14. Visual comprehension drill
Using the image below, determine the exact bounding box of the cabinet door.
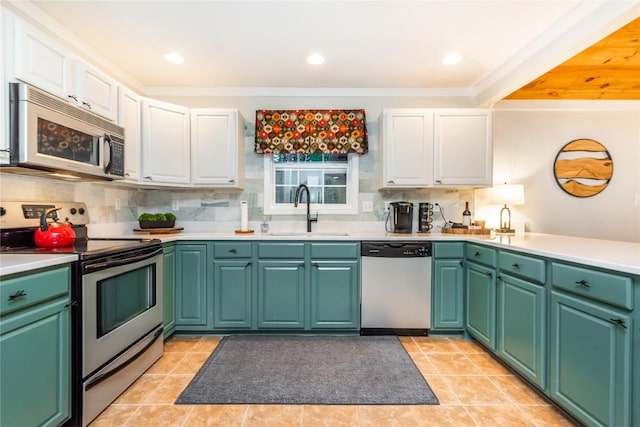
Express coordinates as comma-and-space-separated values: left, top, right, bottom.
432, 259, 464, 331
1, 300, 70, 427
213, 259, 253, 329
162, 244, 176, 338
378, 110, 433, 188
465, 261, 496, 349
434, 110, 492, 186
118, 87, 142, 182
497, 273, 546, 389
310, 260, 359, 329
175, 244, 210, 329
13, 18, 73, 100
191, 109, 244, 188
550, 291, 631, 427
74, 61, 117, 120
257, 261, 305, 329
142, 99, 190, 184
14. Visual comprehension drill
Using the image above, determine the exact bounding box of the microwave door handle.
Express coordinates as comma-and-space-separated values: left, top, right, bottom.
103, 134, 113, 174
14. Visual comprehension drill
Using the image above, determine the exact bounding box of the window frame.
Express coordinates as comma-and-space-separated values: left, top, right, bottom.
263, 154, 359, 215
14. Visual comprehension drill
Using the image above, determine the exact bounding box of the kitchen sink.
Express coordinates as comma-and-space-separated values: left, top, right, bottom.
268, 232, 350, 237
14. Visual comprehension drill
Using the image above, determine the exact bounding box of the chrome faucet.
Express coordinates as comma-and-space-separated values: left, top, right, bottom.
294, 184, 318, 232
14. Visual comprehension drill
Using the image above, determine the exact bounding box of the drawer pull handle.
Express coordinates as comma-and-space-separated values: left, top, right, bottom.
486, 272, 493, 278
609, 318, 627, 329
511, 263, 520, 269
229, 249, 237, 254
575, 279, 590, 288
474, 251, 480, 257
459, 261, 464, 267
8, 290, 27, 301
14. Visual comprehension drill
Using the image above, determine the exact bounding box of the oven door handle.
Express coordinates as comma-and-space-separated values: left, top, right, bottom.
85, 327, 163, 391
84, 247, 163, 273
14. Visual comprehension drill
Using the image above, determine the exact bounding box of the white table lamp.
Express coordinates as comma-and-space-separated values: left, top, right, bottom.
491, 184, 525, 233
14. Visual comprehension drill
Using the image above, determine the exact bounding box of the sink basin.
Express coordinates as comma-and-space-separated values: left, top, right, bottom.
269, 232, 349, 237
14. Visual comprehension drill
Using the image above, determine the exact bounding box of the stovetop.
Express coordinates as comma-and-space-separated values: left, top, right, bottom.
0, 200, 161, 260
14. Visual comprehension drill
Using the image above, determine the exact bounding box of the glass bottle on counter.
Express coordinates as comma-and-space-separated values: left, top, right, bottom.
462, 201, 472, 226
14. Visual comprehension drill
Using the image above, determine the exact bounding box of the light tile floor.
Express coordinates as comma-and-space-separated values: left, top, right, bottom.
90, 336, 577, 426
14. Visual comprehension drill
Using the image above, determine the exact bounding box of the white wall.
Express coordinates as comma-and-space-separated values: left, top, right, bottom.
484, 100, 640, 243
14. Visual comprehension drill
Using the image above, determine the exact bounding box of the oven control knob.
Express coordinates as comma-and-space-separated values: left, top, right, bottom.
70, 208, 77, 215
79, 208, 85, 215
0, 207, 5, 216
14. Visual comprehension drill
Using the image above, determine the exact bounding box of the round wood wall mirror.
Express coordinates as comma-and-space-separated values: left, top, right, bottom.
553, 138, 613, 197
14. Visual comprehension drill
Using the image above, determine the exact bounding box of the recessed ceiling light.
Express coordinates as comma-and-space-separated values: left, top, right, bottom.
164, 52, 184, 64
442, 53, 462, 66
307, 53, 325, 65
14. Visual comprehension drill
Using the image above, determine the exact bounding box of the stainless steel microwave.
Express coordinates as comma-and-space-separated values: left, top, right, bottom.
6, 82, 125, 181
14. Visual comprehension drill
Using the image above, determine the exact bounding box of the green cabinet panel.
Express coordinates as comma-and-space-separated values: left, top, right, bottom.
432, 258, 464, 330
310, 260, 359, 329
257, 261, 305, 329
466, 243, 496, 268
162, 244, 176, 338
175, 243, 211, 330
1, 266, 70, 315
497, 273, 546, 389
213, 259, 253, 329
465, 261, 496, 349
550, 290, 631, 427
1, 298, 70, 427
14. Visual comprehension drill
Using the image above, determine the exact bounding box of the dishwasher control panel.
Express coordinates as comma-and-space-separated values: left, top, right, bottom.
361, 241, 432, 257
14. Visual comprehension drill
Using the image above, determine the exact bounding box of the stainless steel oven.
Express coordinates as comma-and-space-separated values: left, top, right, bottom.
0, 200, 163, 426
80, 245, 163, 425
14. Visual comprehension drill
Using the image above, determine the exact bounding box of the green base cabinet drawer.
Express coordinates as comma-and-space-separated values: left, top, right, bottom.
433, 242, 464, 259
551, 263, 633, 310
550, 291, 631, 427
257, 242, 306, 259
499, 251, 545, 284
213, 242, 253, 259
1, 266, 70, 315
466, 244, 497, 268
310, 242, 359, 259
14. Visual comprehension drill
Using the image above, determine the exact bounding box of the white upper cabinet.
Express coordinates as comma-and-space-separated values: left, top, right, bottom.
190, 109, 245, 188
378, 109, 434, 188
12, 17, 117, 121
13, 18, 73, 100
73, 61, 118, 121
142, 99, 190, 185
117, 87, 142, 182
378, 108, 492, 189
433, 109, 492, 186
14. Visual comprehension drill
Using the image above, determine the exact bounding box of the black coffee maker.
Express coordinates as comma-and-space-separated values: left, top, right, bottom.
386, 202, 413, 233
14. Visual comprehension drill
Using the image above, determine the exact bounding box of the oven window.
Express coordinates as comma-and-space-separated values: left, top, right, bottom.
37, 118, 99, 165
97, 264, 156, 337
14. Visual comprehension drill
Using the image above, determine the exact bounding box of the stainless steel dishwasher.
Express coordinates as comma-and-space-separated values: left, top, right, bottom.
360, 241, 432, 335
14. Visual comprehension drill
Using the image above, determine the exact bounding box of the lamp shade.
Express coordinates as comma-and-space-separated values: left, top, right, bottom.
491, 184, 525, 206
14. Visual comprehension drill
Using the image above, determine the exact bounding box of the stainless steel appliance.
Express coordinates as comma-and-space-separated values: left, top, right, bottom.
0, 201, 162, 426
386, 202, 413, 233
360, 241, 432, 335
5, 83, 125, 181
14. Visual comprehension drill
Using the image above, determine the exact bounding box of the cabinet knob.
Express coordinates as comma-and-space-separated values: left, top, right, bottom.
511, 263, 520, 269
474, 251, 480, 257
387, 180, 395, 184
82, 101, 92, 110
228, 179, 235, 183
229, 249, 237, 253
459, 261, 464, 267
8, 290, 27, 301
68, 94, 78, 102
144, 176, 153, 181
609, 318, 627, 329
486, 272, 493, 278
575, 279, 590, 288
435, 179, 442, 184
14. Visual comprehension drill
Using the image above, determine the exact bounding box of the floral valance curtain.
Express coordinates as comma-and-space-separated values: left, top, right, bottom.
254, 109, 368, 154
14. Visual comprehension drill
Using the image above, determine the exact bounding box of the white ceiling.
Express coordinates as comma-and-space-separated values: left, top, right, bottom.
12, 0, 640, 103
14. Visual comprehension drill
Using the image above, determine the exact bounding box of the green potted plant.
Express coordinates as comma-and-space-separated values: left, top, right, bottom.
137, 212, 177, 229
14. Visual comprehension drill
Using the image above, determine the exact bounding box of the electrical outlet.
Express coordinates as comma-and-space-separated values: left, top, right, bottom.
172, 200, 180, 211
362, 201, 373, 212
384, 202, 391, 211
114, 198, 121, 211
432, 203, 440, 212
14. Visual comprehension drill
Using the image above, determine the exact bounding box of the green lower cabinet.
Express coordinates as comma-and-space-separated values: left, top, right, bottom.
310, 260, 359, 330
213, 259, 253, 329
162, 243, 176, 338
257, 260, 306, 329
432, 258, 464, 331
1, 299, 71, 427
175, 243, 211, 330
465, 261, 496, 350
497, 273, 546, 389
550, 291, 632, 427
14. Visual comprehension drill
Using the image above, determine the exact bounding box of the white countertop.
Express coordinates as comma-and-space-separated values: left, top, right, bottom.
2, 231, 639, 276
90, 230, 640, 276
0, 253, 78, 276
